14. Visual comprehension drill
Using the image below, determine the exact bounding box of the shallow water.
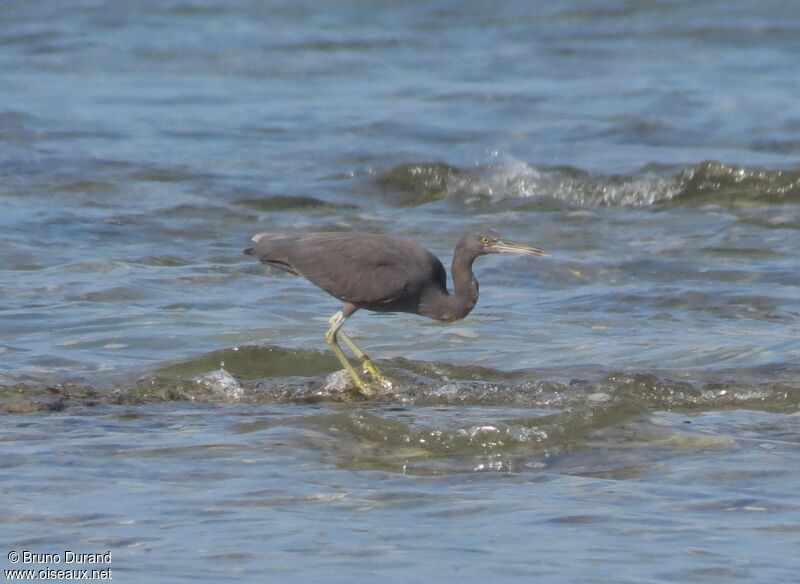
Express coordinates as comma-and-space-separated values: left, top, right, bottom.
2, 1, 800, 582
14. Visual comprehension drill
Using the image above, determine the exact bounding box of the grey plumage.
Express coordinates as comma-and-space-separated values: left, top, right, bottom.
245, 232, 451, 319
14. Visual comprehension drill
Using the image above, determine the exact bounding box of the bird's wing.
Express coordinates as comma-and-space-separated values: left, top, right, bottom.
246, 233, 443, 306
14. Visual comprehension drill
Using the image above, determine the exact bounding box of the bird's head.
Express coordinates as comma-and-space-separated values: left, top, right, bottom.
463, 230, 550, 258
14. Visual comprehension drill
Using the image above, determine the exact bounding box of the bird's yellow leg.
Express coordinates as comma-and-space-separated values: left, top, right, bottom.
326, 311, 373, 396
336, 330, 388, 385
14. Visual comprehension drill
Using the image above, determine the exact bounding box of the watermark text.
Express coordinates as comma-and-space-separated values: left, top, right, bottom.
6, 551, 112, 580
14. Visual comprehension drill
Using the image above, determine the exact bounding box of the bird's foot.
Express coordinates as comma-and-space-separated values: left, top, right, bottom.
347, 372, 376, 398
342, 365, 390, 397
360, 359, 392, 390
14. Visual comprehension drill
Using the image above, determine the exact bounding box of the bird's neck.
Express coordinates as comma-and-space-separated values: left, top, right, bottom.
437, 247, 479, 322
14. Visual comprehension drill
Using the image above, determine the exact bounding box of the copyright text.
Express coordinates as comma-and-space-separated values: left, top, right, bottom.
5, 551, 112, 581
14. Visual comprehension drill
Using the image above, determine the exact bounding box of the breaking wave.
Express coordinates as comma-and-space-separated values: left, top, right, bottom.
375, 159, 800, 207
3, 345, 797, 414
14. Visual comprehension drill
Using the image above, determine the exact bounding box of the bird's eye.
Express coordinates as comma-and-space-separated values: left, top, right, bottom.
481, 237, 490, 246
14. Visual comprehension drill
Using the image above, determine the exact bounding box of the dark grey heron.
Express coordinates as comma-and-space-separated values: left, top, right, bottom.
244, 230, 549, 395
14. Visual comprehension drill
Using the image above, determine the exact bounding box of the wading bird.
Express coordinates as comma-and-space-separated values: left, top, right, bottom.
244, 230, 548, 395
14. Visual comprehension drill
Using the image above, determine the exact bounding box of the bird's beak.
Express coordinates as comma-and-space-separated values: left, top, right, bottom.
490, 239, 550, 257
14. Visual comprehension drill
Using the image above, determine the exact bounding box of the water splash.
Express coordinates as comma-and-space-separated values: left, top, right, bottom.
322, 370, 351, 394
376, 159, 800, 207
194, 368, 243, 401
3, 346, 798, 414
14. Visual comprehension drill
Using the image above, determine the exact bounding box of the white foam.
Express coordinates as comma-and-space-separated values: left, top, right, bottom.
103, 343, 128, 349
323, 370, 351, 393
195, 368, 244, 401
450, 155, 682, 206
